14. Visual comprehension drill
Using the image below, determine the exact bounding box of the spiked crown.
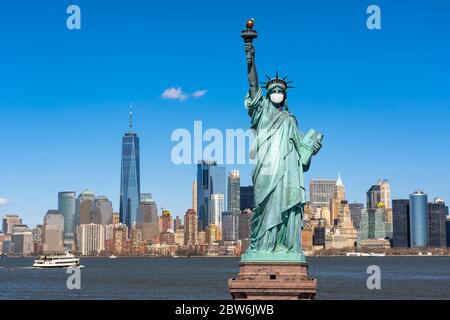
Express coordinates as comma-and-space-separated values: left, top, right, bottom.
260, 71, 295, 91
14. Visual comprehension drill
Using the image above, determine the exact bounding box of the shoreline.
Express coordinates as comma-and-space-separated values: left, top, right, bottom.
3, 254, 450, 258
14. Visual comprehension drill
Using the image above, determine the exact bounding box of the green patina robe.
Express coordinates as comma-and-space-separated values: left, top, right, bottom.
241, 87, 316, 262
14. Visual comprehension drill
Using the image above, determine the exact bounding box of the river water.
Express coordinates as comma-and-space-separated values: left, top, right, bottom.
0, 256, 449, 299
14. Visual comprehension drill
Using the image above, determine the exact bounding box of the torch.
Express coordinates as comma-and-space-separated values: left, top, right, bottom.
241, 18, 257, 63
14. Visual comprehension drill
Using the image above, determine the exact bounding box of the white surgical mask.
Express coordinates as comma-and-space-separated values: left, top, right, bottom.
270, 93, 284, 104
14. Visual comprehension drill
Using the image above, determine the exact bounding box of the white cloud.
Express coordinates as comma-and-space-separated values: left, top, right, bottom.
0, 198, 9, 206
192, 90, 207, 98
161, 87, 188, 101
161, 87, 208, 101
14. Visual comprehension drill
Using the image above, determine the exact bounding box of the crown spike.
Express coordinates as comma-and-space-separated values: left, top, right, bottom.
264, 72, 295, 91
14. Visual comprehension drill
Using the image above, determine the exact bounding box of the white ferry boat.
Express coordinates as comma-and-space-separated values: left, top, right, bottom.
109, 255, 117, 259
33, 252, 80, 268
369, 253, 386, 257
346, 252, 386, 257
346, 252, 370, 257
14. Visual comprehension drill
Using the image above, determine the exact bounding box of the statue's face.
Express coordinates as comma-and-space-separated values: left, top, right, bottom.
269, 87, 285, 106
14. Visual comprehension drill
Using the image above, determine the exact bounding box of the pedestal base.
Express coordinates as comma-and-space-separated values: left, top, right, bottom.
228, 262, 317, 300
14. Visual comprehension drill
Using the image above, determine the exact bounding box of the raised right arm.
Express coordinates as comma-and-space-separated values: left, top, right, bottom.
245, 42, 259, 99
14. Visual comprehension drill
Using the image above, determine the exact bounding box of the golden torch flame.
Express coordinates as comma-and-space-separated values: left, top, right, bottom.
246, 18, 255, 29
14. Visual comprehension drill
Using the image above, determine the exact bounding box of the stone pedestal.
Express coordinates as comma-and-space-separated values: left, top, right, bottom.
228, 262, 317, 300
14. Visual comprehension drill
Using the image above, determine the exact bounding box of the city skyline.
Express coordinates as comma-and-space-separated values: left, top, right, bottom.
1, 1, 450, 225
1, 138, 449, 228
2, 167, 449, 257
3, 170, 447, 231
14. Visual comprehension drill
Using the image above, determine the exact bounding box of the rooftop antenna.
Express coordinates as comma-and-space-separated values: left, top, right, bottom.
129, 103, 133, 131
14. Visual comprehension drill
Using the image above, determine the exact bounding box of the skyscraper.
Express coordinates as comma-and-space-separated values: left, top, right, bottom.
334, 174, 345, 200
192, 179, 197, 211
428, 198, 448, 248
184, 209, 198, 245
32, 225, 43, 245
366, 184, 381, 209
446, 217, 450, 248
329, 173, 345, 225
2, 215, 22, 234
12, 227, 33, 255
409, 190, 428, 247
358, 208, 392, 243
136, 197, 159, 242
77, 223, 106, 256
378, 179, 391, 209
238, 209, 252, 240
309, 179, 336, 210
392, 199, 410, 247
0, 234, 12, 255
349, 202, 364, 231
222, 211, 238, 241
205, 224, 219, 243
228, 170, 241, 213
90, 196, 113, 225
313, 223, 326, 246
75, 190, 95, 226
43, 210, 65, 253
174, 216, 182, 231
196, 160, 226, 230
161, 210, 173, 233
240, 186, 254, 211
227, 170, 240, 241
323, 174, 357, 249
210, 193, 224, 235
111, 225, 128, 255
120, 107, 141, 228
58, 191, 76, 249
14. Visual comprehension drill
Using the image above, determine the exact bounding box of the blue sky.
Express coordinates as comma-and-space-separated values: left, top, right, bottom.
0, 0, 449, 226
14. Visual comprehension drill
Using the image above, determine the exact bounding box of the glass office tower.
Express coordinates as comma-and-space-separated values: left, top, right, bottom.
392, 199, 410, 247
227, 170, 240, 213
409, 190, 428, 247
196, 160, 226, 231
240, 186, 255, 211
428, 199, 448, 248
120, 110, 141, 228
58, 191, 76, 249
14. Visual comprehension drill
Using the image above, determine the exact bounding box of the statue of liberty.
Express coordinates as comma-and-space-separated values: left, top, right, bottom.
241, 19, 323, 262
